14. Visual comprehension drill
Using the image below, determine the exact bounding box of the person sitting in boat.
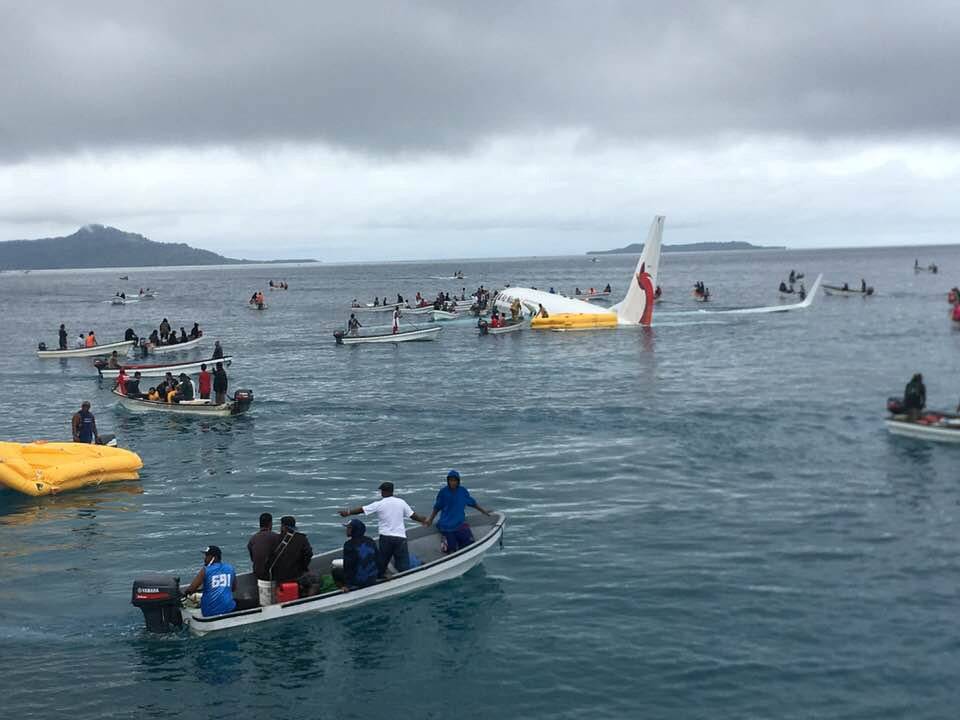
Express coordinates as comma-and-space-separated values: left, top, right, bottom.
173, 373, 195, 402
71, 401, 100, 444
212, 340, 224, 359
182, 546, 239, 617
147, 387, 160, 401
189, 322, 201, 339
789, 270, 796, 284
124, 328, 138, 343
124, 371, 144, 398
779, 281, 789, 293
268, 516, 313, 586
351, 299, 361, 308
490, 312, 501, 329
159, 318, 171, 340
348, 314, 362, 336
604, 283, 611, 292
574, 287, 581, 295
107, 350, 121, 369
904, 373, 926, 421
74, 334, 85, 349
166, 332, 178, 345
426, 470, 492, 553
113, 368, 128, 395
549, 287, 556, 294
333, 519, 380, 592
179, 327, 188, 343
85, 331, 97, 348
148, 329, 160, 346
373, 297, 380, 306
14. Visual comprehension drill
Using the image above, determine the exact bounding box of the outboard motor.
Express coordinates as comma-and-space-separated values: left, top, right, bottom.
887, 397, 905, 415
131, 574, 182, 633
333, 330, 345, 344
38, 342, 47, 351
233, 389, 254, 413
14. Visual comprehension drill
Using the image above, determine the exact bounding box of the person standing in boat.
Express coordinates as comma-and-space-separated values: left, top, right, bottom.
58, 324, 68, 350
213, 362, 228, 405
173, 373, 195, 402
189, 322, 202, 339
425, 470, 493, 553
248, 512, 281, 606
339, 482, 429, 578
71, 401, 100, 444
904, 374, 926, 421
348, 313, 362, 336
268, 516, 313, 585
861, 279, 867, 293
198, 363, 212, 400
159, 318, 171, 341
182, 545, 238, 617
392, 307, 401, 335
212, 340, 224, 359
333, 519, 380, 592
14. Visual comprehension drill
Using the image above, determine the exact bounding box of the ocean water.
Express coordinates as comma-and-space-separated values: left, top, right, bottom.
1, 245, 959, 719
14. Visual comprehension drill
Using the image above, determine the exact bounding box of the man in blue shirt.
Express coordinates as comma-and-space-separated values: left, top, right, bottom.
182, 545, 238, 617
333, 519, 380, 591
425, 470, 492, 553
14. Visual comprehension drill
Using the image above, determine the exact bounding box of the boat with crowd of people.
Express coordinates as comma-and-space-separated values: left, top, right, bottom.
113, 388, 254, 416
131, 512, 505, 635
37, 338, 135, 359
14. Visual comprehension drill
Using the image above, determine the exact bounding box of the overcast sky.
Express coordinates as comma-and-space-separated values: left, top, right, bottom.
1, 1, 958, 260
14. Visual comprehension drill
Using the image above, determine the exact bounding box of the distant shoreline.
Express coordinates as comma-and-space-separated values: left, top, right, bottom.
588, 241, 784, 255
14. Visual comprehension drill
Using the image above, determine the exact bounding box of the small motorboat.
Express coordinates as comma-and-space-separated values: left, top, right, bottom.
431, 310, 460, 321
119, 275, 129, 280
823, 284, 874, 297
37, 339, 135, 359
131, 512, 505, 635
334, 325, 442, 344
0, 441, 142, 497
479, 318, 530, 335
113, 388, 254, 416
914, 263, 938, 274
581, 291, 611, 302
350, 302, 404, 313
95, 355, 232, 378
401, 305, 436, 316
146, 335, 205, 355
111, 297, 127, 305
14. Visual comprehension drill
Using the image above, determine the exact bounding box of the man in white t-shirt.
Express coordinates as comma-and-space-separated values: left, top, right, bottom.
339, 481, 428, 578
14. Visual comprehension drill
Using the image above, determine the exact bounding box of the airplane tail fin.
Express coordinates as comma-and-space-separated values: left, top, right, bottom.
611, 215, 665, 325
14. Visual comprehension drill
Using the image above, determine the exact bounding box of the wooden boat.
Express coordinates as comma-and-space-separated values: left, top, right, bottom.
147, 335, 205, 355
0, 441, 142, 497
96, 355, 232, 378
822, 284, 874, 297
334, 325, 441, 344
113, 388, 253, 416
479, 318, 530, 335
402, 305, 437, 315
131, 512, 505, 635
37, 339, 135, 359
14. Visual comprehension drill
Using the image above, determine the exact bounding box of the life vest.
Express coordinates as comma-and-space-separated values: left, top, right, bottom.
85, 334, 96, 348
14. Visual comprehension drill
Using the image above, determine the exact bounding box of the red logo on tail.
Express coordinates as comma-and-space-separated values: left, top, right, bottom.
636, 262, 655, 325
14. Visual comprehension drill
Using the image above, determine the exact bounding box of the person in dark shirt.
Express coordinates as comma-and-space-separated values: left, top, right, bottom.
124, 371, 144, 398
58, 324, 68, 350
213, 362, 228, 405
212, 340, 224, 359
333, 519, 379, 591
268, 516, 313, 584
248, 512, 281, 606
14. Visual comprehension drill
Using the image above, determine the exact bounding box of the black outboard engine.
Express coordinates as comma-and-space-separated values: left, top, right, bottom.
333, 330, 345, 344
131, 574, 182, 633
233, 389, 254, 413
887, 397, 905, 415
38, 342, 47, 351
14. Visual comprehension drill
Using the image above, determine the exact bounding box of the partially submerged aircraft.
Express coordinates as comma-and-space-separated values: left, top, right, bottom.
495, 215, 665, 329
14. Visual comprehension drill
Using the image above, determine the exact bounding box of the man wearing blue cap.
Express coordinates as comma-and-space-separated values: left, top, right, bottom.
425, 470, 492, 553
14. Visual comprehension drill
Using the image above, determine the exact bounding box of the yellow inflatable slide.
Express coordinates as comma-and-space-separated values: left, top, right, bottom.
0, 442, 143, 497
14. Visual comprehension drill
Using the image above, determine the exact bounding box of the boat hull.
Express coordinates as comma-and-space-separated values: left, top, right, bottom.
823, 285, 873, 297
335, 326, 441, 344
147, 336, 204, 355
481, 319, 530, 335
180, 514, 504, 635
38, 339, 135, 359
98, 356, 232, 378
885, 418, 960, 443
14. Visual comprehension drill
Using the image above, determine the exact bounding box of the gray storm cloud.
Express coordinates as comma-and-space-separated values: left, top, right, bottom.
1, 0, 958, 161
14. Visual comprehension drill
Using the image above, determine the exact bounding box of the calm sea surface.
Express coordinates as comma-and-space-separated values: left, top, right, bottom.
1, 246, 959, 719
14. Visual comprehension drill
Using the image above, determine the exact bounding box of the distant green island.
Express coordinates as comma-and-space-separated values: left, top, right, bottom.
0, 225, 317, 270
588, 241, 784, 255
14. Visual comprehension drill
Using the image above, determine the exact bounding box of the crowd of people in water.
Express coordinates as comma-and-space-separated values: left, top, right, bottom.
181, 472, 492, 616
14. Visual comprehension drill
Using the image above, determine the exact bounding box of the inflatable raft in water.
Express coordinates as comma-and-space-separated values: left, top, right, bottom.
0, 442, 143, 496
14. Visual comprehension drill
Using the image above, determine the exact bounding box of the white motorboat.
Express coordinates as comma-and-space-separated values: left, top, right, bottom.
350, 302, 403, 313
580, 291, 611, 302
431, 310, 461, 321
402, 305, 437, 315
37, 339, 135, 359
131, 512, 505, 636
479, 318, 530, 335
823, 284, 874, 297
113, 388, 253, 416
335, 325, 441, 344
147, 335, 205, 355
886, 416, 960, 443
96, 355, 232, 378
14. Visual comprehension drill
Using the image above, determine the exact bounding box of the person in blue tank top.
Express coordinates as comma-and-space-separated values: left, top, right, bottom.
425, 470, 493, 553
71, 401, 100, 444
183, 545, 237, 616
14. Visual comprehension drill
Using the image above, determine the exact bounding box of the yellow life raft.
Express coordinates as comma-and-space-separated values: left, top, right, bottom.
0, 442, 143, 497
531, 312, 618, 330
